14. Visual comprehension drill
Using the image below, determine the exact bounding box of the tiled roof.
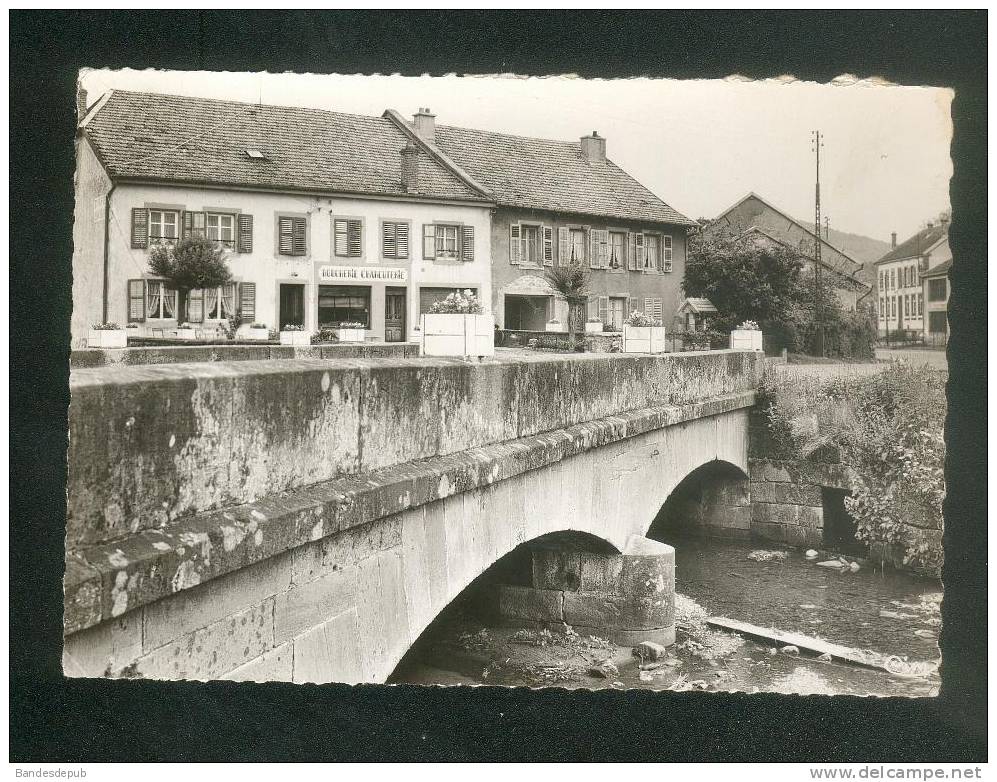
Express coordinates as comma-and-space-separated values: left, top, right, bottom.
83, 90, 488, 202
681, 297, 718, 313
427, 124, 695, 226
921, 258, 952, 278
876, 224, 948, 264
745, 226, 868, 290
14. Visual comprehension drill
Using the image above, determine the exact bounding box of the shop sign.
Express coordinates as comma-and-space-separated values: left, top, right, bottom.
318, 266, 408, 283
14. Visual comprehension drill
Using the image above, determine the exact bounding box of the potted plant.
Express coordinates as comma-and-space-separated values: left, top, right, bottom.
87, 322, 127, 348
246, 322, 269, 341
176, 322, 198, 340
280, 324, 311, 346
336, 322, 366, 343
585, 317, 604, 334
622, 311, 667, 354
545, 318, 565, 333
421, 289, 494, 358
729, 319, 764, 351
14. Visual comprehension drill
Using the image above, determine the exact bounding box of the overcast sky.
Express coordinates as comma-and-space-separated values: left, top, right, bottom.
81, 69, 952, 242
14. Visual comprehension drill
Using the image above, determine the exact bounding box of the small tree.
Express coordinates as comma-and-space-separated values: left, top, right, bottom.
545, 263, 590, 347
149, 236, 232, 323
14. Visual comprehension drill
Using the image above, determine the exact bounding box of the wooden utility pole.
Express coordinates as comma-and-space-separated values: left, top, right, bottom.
812, 130, 825, 357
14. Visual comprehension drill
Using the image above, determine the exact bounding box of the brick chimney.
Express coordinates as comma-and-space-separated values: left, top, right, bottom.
413, 107, 436, 144
580, 131, 606, 163
400, 141, 421, 193
76, 86, 88, 124
891, 232, 897, 249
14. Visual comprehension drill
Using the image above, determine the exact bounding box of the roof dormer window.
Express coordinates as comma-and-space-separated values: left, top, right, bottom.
244, 148, 267, 160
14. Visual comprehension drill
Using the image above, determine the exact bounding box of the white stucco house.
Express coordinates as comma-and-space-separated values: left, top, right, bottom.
71, 90, 494, 347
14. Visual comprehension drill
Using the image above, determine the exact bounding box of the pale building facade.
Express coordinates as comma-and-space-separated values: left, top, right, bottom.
873, 223, 950, 340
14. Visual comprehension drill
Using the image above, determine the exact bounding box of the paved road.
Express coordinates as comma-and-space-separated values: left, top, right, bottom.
875, 347, 948, 372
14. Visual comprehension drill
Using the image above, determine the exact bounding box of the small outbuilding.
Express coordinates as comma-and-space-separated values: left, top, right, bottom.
677, 297, 718, 332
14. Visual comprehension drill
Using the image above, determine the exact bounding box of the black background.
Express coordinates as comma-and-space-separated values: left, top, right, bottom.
10, 10, 987, 762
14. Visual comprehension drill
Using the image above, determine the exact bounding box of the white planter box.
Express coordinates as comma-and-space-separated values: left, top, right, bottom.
730, 329, 764, 351
421, 313, 495, 358
246, 328, 270, 341
545, 322, 566, 333
623, 325, 667, 354
336, 328, 366, 343
87, 329, 127, 348
280, 330, 311, 346
176, 328, 198, 340
585, 322, 604, 333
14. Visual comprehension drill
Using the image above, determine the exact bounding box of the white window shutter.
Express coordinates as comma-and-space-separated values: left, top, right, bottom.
644, 297, 653, 316
542, 226, 554, 266
628, 297, 639, 317
588, 228, 598, 269
509, 223, 522, 265
279, 217, 294, 255
653, 298, 663, 323
396, 222, 409, 258
424, 224, 436, 260
633, 233, 644, 271
588, 297, 598, 319
598, 296, 609, 323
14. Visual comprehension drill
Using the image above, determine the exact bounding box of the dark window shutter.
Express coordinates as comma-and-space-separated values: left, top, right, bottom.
237, 214, 253, 253
127, 279, 146, 321
542, 226, 553, 266
182, 211, 193, 239
278, 217, 293, 255
239, 282, 256, 321
131, 209, 148, 249
423, 224, 436, 260
382, 222, 396, 258
347, 219, 362, 257
292, 217, 307, 256
462, 225, 475, 262
396, 222, 409, 258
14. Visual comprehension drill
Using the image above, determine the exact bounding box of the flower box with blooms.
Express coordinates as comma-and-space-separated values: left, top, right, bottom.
622, 312, 667, 354
585, 318, 604, 334
176, 322, 198, 340
280, 324, 311, 346
421, 290, 494, 358
87, 322, 127, 348
546, 318, 566, 333
730, 320, 764, 352
244, 322, 269, 341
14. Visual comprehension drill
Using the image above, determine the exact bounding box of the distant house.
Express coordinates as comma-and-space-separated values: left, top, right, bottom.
706, 193, 870, 311
874, 221, 950, 343
387, 109, 697, 332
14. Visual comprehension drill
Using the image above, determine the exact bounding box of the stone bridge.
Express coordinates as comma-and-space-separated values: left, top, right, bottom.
63, 350, 764, 684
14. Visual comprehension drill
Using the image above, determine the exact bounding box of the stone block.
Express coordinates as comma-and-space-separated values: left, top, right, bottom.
143, 549, 292, 652
751, 481, 821, 506
64, 555, 102, 635
63, 611, 142, 678
132, 598, 275, 681
497, 585, 563, 623
751, 502, 799, 527
274, 564, 359, 644
222, 642, 293, 682
748, 458, 792, 482
292, 608, 364, 685
750, 522, 788, 544
785, 525, 823, 548
353, 551, 411, 682
797, 505, 824, 530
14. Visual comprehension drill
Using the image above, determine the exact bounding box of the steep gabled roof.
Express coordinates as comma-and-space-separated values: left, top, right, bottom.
393, 119, 695, 227
83, 90, 489, 203
744, 226, 869, 291
712, 192, 864, 277
876, 224, 948, 264
920, 258, 952, 278
679, 297, 718, 314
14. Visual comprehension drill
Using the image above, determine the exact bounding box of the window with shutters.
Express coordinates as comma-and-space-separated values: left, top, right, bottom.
206, 213, 236, 249
608, 232, 626, 270
381, 220, 410, 259
277, 215, 308, 256
918, 293, 923, 316
879, 298, 885, 320
203, 283, 238, 320
149, 210, 179, 245
518, 224, 541, 265
569, 228, 586, 264
146, 280, 178, 320
333, 218, 362, 258
607, 297, 626, 329
644, 234, 661, 271
435, 224, 460, 260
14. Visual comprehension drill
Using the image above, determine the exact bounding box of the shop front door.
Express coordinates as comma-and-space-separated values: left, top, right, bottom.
279, 284, 305, 329
385, 288, 406, 342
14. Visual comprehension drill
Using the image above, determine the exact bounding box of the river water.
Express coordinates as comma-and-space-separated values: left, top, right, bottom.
391, 536, 941, 696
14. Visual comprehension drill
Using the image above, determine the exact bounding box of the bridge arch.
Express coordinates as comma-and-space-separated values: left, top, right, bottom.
647, 458, 751, 544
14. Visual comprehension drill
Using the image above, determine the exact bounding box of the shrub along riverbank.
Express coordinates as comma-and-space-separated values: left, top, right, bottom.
759, 363, 945, 576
